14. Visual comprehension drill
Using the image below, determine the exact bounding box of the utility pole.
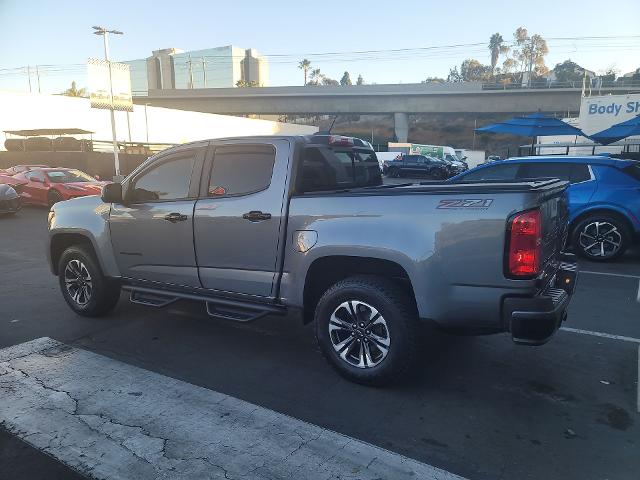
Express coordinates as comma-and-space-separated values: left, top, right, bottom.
186, 54, 194, 89
35, 65, 41, 93
201, 57, 207, 88
92, 26, 123, 178
26, 65, 32, 93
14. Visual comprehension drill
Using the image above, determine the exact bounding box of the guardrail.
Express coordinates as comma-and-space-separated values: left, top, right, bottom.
481, 80, 640, 91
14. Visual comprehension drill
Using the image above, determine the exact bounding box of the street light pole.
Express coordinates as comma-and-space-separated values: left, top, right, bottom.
93, 26, 123, 178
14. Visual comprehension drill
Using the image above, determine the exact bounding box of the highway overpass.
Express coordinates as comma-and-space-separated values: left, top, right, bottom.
134, 83, 638, 142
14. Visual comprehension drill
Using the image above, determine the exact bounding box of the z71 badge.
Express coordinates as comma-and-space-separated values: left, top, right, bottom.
437, 199, 494, 209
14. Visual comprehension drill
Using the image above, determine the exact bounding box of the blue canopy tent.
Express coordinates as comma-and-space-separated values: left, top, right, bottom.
590, 114, 640, 145
475, 113, 587, 155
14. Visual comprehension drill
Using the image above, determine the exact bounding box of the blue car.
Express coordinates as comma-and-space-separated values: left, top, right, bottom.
450, 156, 640, 261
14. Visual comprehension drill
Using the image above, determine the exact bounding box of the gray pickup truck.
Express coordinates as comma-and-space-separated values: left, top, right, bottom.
48, 134, 577, 385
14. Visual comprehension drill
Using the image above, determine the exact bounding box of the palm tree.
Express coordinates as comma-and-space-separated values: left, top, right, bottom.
309, 68, 323, 85
488, 33, 507, 75
298, 59, 311, 85
62, 81, 87, 97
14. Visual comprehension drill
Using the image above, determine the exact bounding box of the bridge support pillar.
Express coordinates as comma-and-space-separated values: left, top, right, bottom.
393, 113, 409, 143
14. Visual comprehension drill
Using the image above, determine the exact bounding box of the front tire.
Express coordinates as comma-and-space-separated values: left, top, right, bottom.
314, 276, 419, 386
58, 246, 121, 316
571, 214, 630, 261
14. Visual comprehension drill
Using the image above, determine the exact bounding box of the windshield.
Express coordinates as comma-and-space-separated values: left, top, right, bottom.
46, 170, 96, 183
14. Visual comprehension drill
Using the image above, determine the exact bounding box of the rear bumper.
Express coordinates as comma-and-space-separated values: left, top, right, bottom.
504, 254, 578, 346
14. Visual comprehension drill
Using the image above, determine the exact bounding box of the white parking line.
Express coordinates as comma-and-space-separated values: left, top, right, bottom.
0, 338, 464, 480
560, 327, 640, 344
579, 270, 640, 280
637, 279, 640, 304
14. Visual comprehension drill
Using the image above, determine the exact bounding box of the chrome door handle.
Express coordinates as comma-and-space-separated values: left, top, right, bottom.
164, 212, 188, 223
242, 211, 271, 222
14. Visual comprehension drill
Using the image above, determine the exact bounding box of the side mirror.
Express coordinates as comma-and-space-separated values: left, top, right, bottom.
101, 182, 122, 203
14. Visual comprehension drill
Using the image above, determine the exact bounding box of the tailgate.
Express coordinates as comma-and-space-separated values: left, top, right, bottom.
539, 185, 569, 272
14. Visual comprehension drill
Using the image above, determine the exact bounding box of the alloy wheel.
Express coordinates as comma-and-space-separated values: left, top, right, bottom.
578, 221, 622, 258
328, 300, 390, 369
64, 259, 93, 306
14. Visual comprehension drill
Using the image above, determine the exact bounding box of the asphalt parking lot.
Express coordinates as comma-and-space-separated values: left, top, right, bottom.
1, 206, 639, 480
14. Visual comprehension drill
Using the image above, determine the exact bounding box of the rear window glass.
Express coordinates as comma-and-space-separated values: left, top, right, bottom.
622, 164, 640, 181
299, 147, 382, 192
570, 165, 591, 183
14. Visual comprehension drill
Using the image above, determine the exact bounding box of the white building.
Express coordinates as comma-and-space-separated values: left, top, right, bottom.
124, 46, 269, 95
0, 90, 314, 151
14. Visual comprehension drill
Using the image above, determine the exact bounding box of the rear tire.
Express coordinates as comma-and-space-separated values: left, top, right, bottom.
58, 246, 121, 317
387, 167, 400, 178
571, 214, 630, 261
432, 170, 447, 180
48, 190, 62, 208
314, 276, 419, 386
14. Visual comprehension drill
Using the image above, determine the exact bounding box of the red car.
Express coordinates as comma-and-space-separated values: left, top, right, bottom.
14, 168, 108, 207
0, 164, 49, 176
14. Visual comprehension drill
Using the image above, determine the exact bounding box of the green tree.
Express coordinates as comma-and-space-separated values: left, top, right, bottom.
488, 33, 508, 75
552, 60, 585, 84
460, 59, 492, 81
447, 66, 463, 83
356, 74, 364, 85
236, 79, 258, 87
62, 81, 87, 97
322, 77, 339, 86
298, 59, 311, 85
308, 68, 323, 85
340, 71, 352, 86
421, 77, 445, 84
512, 28, 549, 81
600, 67, 617, 83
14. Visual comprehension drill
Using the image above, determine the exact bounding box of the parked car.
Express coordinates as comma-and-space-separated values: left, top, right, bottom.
0, 164, 49, 176
47, 134, 576, 386
14, 168, 108, 207
449, 156, 640, 261
383, 154, 453, 179
0, 183, 21, 215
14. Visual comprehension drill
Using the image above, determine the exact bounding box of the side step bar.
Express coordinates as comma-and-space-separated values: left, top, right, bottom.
123, 285, 286, 323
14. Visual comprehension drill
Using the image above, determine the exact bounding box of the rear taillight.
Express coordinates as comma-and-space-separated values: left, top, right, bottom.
507, 209, 542, 278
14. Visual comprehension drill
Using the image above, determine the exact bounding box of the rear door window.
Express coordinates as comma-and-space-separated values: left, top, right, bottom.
300, 147, 381, 192
207, 145, 276, 197
458, 163, 520, 181
517, 163, 572, 181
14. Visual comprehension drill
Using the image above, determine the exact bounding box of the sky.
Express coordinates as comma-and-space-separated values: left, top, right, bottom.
1, 0, 639, 93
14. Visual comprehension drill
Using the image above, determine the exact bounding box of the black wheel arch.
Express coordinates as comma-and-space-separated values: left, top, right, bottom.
50, 233, 97, 276
569, 208, 634, 239
302, 255, 416, 324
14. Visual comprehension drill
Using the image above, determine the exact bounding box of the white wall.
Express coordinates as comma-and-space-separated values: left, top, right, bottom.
0, 91, 316, 150
538, 94, 640, 155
